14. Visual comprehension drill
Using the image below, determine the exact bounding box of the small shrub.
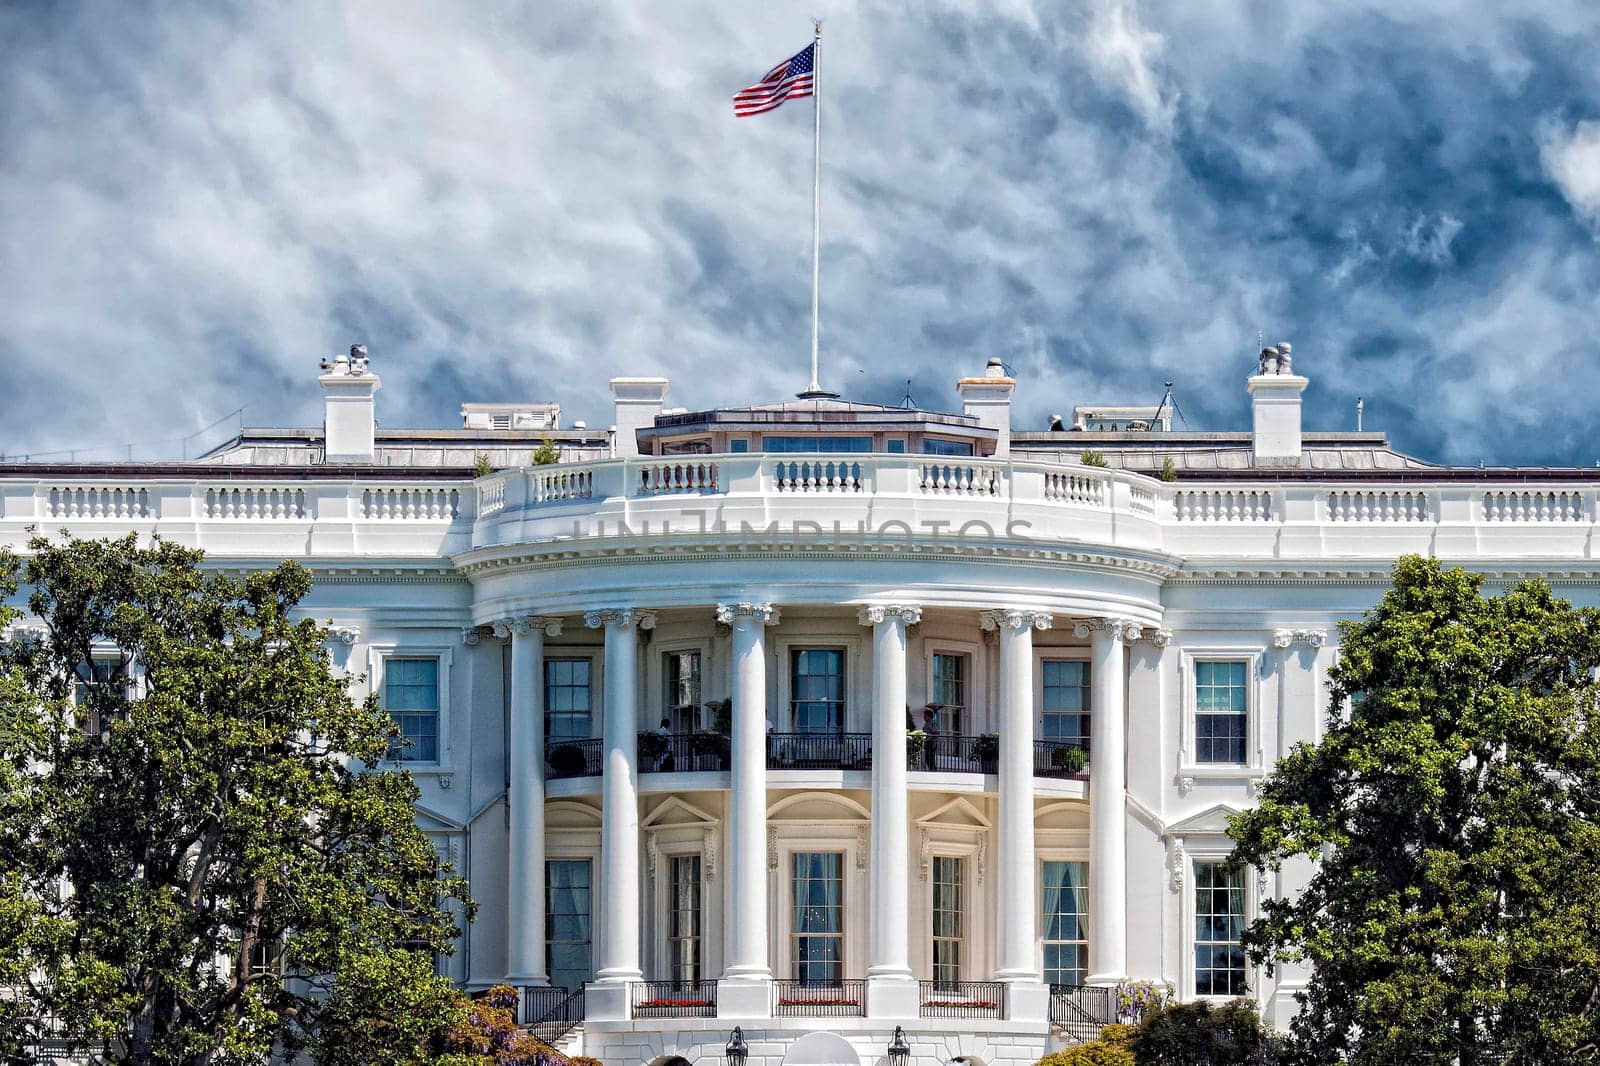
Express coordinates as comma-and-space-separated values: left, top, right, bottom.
548, 744, 588, 776
1114, 979, 1175, 1023
1130, 999, 1280, 1066
1080, 449, 1108, 468
1098, 1023, 1137, 1048
472, 453, 494, 477
704, 698, 732, 734
906, 729, 927, 760
637, 731, 668, 761
971, 732, 1000, 762
531, 440, 560, 466
1035, 1041, 1134, 1066
570, 1058, 604, 1066
691, 730, 730, 757
1050, 745, 1087, 773
1157, 456, 1177, 482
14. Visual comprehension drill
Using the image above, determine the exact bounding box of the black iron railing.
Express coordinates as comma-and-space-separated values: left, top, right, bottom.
1049, 983, 1117, 1044
909, 733, 998, 774
545, 737, 603, 779
767, 732, 873, 770
518, 985, 567, 1026
638, 732, 730, 773
1034, 740, 1090, 778
773, 979, 867, 1016
527, 985, 585, 1044
918, 979, 1004, 1019
630, 979, 718, 1018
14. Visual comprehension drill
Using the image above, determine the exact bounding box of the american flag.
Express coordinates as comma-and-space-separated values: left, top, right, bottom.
732, 42, 815, 117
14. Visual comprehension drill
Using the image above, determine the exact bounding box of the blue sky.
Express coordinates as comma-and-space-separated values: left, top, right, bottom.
4, 1, 1600, 466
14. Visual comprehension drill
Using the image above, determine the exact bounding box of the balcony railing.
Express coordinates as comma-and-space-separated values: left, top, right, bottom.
767, 732, 873, 770
630, 979, 718, 1018
526, 985, 585, 1043
1035, 740, 1089, 779
919, 979, 1004, 1019
1049, 983, 1118, 1043
638, 732, 730, 773
774, 979, 867, 1017
545, 737, 603, 779
909, 733, 997, 774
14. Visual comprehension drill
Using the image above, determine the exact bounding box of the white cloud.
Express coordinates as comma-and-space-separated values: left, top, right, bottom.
1084, 0, 1177, 135
1539, 118, 1600, 229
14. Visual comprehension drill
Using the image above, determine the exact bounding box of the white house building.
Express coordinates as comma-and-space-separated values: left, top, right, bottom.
4, 343, 1593, 1066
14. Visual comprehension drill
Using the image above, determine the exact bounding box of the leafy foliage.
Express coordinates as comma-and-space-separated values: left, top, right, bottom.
1113, 980, 1175, 1023
1157, 457, 1178, 483
1079, 449, 1108, 468
1128, 999, 1281, 1065
1035, 1041, 1134, 1066
434, 986, 571, 1066
0, 534, 473, 1065
471, 453, 494, 478
530, 440, 560, 466
1229, 555, 1600, 1065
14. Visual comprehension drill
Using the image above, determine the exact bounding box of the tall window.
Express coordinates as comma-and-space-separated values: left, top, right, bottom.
791, 649, 845, 734
1042, 860, 1090, 987
1194, 862, 1247, 995
1195, 661, 1248, 764
665, 651, 702, 733
1042, 660, 1090, 753
384, 658, 439, 762
931, 653, 966, 736
792, 852, 844, 984
74, 657, 125, 735
669, 856, 702, 985
762, 436, 872, 453
932, 856, 965, 984
546, 859, 593, 993
545, 658, 592, 742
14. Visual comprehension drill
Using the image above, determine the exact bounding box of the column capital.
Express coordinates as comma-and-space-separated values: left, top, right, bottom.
1072, 616, 1143, 642
492, 615, 564, 640
1273, 628, 1326, 649
461, 625, 482, 646
715, 602, 781, 626
325, 624, 360, 647
1143, 628, 1173, 648
583, 608, 656, 631
856, 603, 922, 627
979, 608, 1053, 633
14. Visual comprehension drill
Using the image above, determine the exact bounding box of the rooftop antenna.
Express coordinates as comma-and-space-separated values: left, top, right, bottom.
1151, 381, 1189, 430
1356, 397, 1364, 432
900, 379, 916, 410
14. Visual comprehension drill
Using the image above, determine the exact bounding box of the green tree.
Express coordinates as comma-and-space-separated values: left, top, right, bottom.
1229, 555, 1600, 1065
0, 534, 473, 1065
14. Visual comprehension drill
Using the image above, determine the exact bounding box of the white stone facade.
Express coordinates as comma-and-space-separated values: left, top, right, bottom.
7, 355, 1600, 1064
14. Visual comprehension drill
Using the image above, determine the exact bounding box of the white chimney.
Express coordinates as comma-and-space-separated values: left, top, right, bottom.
955, 357, 1016, 457
320, 345, 381, 463
1248, 342, 1306, 466
610, 377, 669, 458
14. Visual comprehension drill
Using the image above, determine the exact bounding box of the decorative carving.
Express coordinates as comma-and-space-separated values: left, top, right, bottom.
1071, 617, 1143, 641
326, 625, 359, 646
714, 602, 780, 626
767, 826, 778, 871
490, 619, 513, 641
855, 825, 869, 869
1273, 628, 1327, 649
492, 615, 564, 640
979, 609, 1053, 633
1144, 628, 1173, 648
703, 836, 718, 882
646, 837, 659, 881
1, 622, 45, 646
1178, 774, 1195, 795
918, 830, 932, 882
438, 773, 453, 790
1168, 837, 1187, 892
856, 604, 922, 627
460, 626, 481, 647
976, 837, 987, 885
584, 608, 656, 631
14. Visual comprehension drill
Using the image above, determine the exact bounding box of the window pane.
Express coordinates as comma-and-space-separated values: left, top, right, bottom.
1042, 660, 1091, 752
1195, 660, 1248, 764
385, 658, 439, 762
1193, 862, 1247, 996
791, 649, 845, 734
1042, 860, 1090, 986
669, 856, 702, 985
547, 859, 593, 993
545, 659, 592, 741
762, 436, 873, 453
932, 856, 964, 983
792, 852, 844, 984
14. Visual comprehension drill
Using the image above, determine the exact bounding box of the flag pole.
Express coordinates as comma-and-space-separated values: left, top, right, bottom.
799, 19, 835, 399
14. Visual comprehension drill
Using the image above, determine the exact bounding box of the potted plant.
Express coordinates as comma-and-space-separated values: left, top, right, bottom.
971, 732, 1000, 764
638, 730, 668, 762
692, 730, 730, 758
1050, 745, 1088, 773
906, 729, 928, 762
548, 743, 588, 776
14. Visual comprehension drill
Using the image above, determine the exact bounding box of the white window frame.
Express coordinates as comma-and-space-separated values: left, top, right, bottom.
770, 824, 866, 983
1181, 843, 1259, 1004
774, 634, 863, 733
928, 852, 968, 983
651, 638, 709, 733
924, 638, 985, 734
542, 647, 603, 741
1034, 649, 1092, 750
369, 643, 454, 771
1178, 648, 1265, 780
1036, 845, 1091, 986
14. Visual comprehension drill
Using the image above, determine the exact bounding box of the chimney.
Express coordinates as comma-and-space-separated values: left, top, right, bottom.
1248, 342, 1306, 466
610, 377, 669, 458
319, 344, 380, 463
956, 357, 1016, 457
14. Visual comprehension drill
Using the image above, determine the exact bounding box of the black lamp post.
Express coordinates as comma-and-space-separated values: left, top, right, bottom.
887, 1025, 911, 1066
725, 1027, 749, 1066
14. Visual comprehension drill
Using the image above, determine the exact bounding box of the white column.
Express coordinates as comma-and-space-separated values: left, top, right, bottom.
860, 604, 921, 1018
1078, 617, 1138, 985
982, 609, 1051, 984
716, 602, 778, 1018
585, 607, 654, 992
500, 615, 563, 986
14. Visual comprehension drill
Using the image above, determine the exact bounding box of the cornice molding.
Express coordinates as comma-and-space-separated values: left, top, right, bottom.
1272, 628, 1327, 649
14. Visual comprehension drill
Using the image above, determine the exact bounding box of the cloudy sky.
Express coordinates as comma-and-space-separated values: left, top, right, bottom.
5, 1, 1600, 465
